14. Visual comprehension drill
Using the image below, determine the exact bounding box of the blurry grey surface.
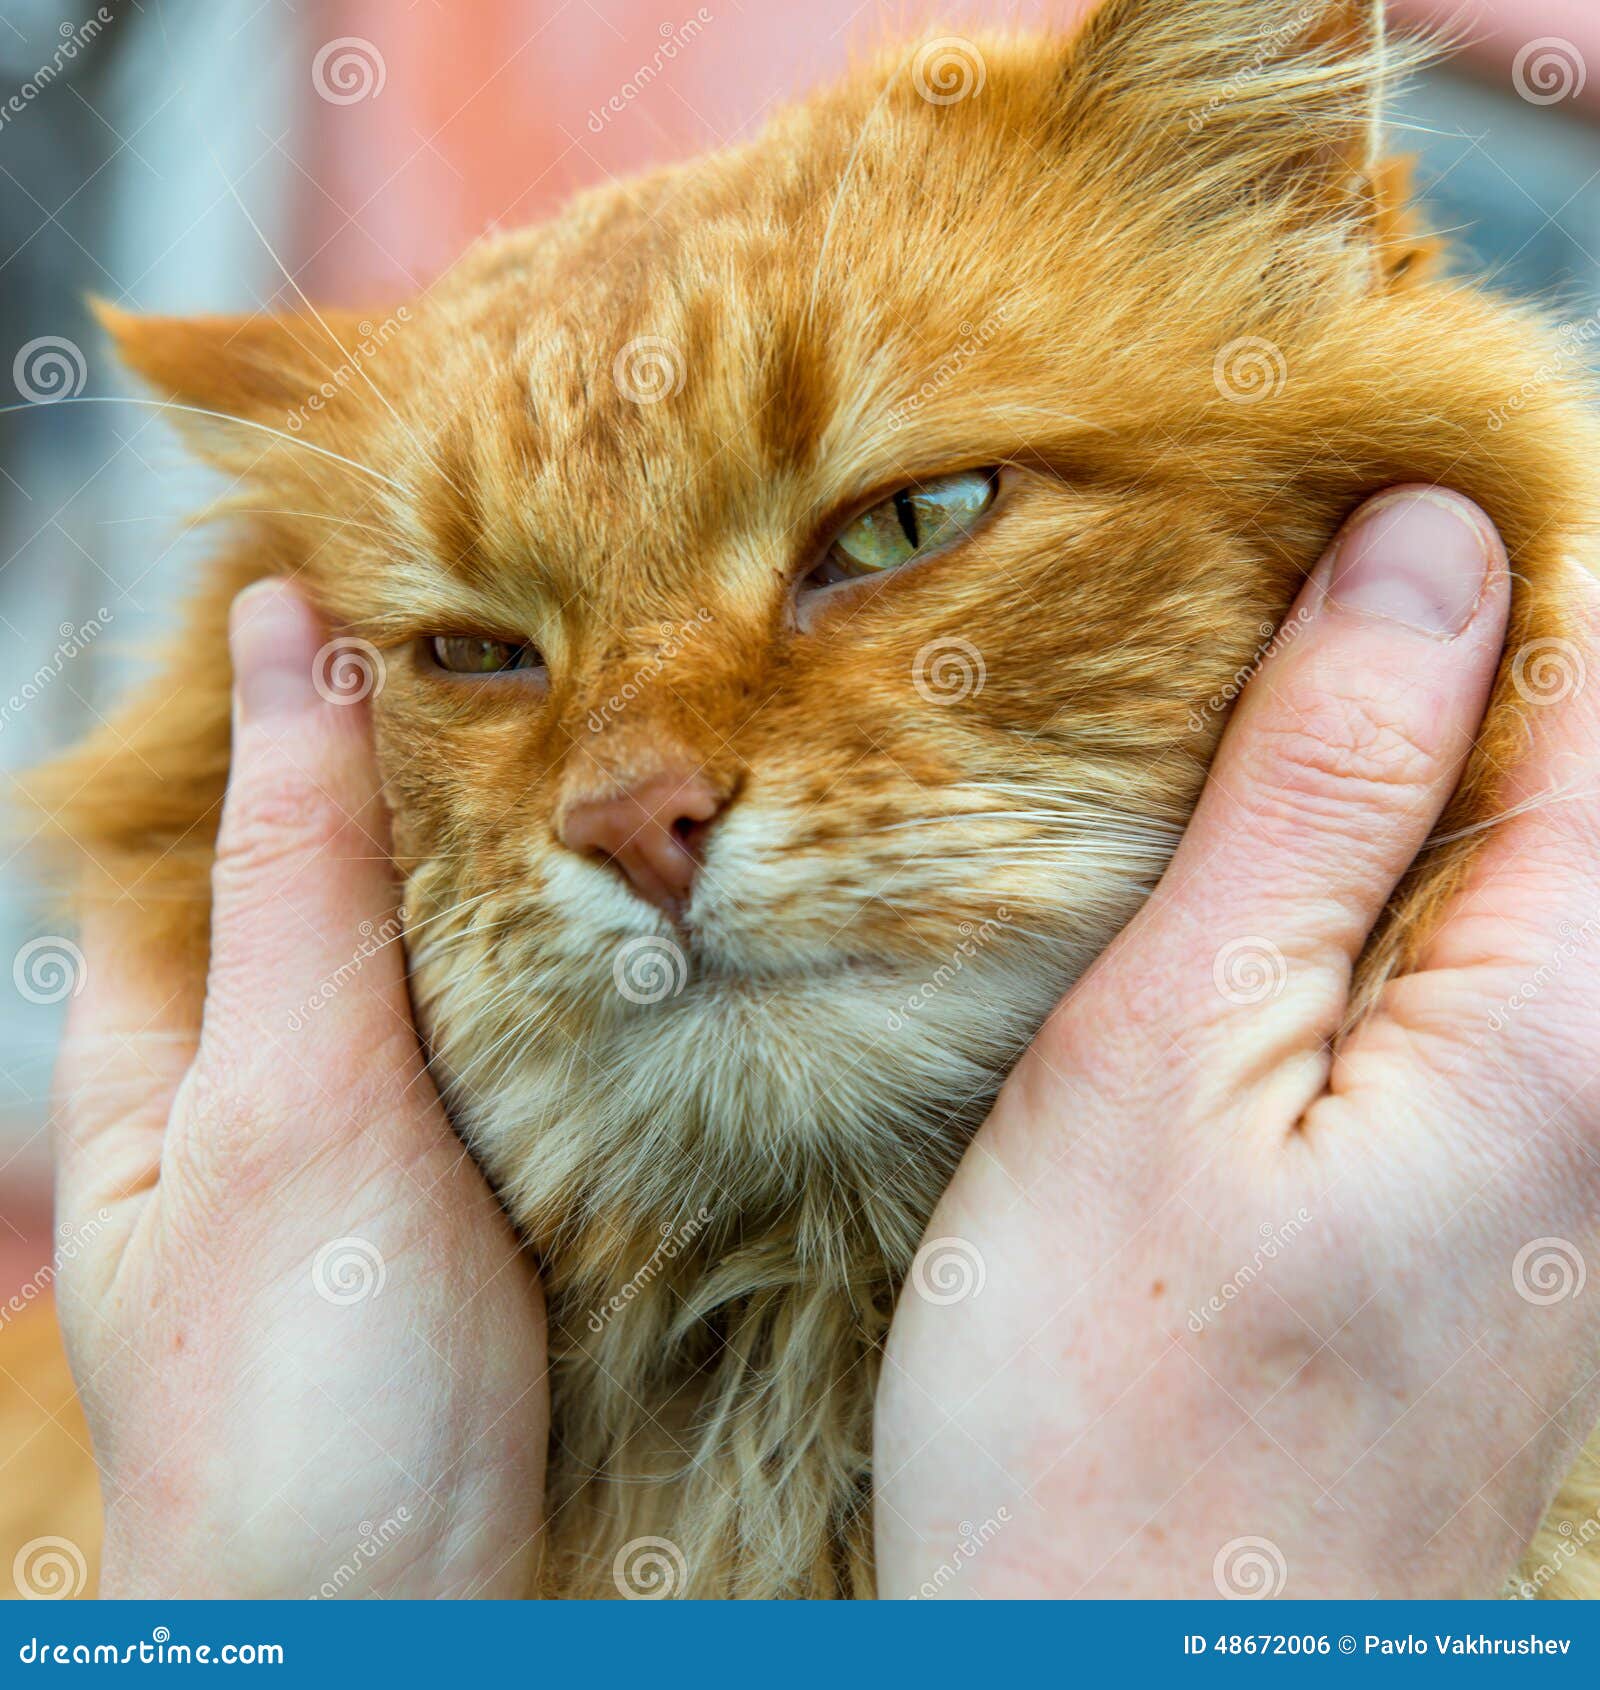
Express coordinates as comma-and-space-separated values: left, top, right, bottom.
0, 0, 301, 1176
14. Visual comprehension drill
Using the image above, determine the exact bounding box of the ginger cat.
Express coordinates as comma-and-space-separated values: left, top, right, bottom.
9, 0, 1600, 1598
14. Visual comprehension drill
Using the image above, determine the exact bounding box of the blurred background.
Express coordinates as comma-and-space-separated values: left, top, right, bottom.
0, 0, 1597, 1296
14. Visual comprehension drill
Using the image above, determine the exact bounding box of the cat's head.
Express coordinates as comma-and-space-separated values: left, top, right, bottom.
98, 0, 1588, 1253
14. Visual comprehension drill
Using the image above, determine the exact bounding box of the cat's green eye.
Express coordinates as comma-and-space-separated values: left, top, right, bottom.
429, 634, 540, 675
820, 469, 999, 583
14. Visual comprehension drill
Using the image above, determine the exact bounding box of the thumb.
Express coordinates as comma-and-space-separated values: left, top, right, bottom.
198, 580, 410, 1096
1057, 484, 1510, 1090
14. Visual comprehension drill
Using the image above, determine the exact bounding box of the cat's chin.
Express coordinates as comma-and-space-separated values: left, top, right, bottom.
419, 919, 1087, 1236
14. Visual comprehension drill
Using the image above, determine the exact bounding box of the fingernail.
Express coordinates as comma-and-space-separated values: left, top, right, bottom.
230, 580, 322, 722
1326, 488, 1496, 639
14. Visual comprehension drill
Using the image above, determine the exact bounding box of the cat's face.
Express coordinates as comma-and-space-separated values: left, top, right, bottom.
358, 33, 1288, 1226
109, 3, 1450, 1240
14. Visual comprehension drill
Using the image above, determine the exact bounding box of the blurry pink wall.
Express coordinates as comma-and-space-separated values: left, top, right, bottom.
302, 0, 1068, 299
301, 0, 1599, 303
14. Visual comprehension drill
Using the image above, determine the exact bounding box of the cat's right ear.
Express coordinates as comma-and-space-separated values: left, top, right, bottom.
92, 299, 379, 473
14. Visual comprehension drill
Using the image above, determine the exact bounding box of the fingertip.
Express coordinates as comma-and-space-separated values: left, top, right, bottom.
1317, 485, 1508, 642
230, 579, 326, 724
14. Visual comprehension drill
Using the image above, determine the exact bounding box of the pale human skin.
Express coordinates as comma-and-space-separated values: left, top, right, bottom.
876, 485, 1600, 1599
54, 485, 1600, 1597
55, 583, 547, 1598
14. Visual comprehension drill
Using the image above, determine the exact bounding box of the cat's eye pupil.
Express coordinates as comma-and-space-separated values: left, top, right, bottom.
429, 634, 538, 675
820, 467, 998, 583
892, 489, 919, 549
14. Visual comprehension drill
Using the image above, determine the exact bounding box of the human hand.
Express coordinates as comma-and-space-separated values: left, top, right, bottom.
53, 581, 547, 1599
876, 485, 1600, 1598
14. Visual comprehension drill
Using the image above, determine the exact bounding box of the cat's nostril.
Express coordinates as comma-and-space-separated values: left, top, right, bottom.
558, 768, 725, 917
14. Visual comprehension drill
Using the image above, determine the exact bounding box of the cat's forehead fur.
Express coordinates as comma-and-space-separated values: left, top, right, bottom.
404, 38, 1078, 606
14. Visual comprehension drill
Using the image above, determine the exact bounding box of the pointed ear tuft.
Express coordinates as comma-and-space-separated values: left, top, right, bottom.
1063, 0, 1431, 274
90, 298, 371, 423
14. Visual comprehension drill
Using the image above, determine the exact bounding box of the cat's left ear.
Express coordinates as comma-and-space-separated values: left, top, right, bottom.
1062, 0, 1431, 284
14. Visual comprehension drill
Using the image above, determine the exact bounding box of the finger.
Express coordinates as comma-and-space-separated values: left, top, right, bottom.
1379, 555, 1600, 1097
197, 580, 413, 1105
1077, 485, 1509, 1074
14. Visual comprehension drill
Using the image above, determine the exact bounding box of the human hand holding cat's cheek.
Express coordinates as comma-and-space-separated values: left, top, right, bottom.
52, 580, 547, 1598
877, 487, 1600, 1598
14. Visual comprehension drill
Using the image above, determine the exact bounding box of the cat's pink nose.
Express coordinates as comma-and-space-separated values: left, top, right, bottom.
558, 768, 724, 916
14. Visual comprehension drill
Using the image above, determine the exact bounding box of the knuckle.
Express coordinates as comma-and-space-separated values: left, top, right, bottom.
173, 1059, 269, 1173
1242, 687, 1440, 824
216, 774, 355, 885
